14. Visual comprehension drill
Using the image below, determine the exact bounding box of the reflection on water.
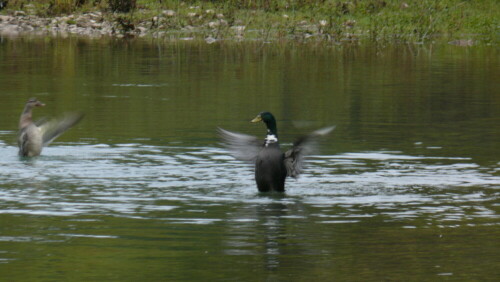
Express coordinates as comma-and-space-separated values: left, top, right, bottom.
0, 38, 498, 280
0, 143, 497, 220
0, 144, 498, 279
0, 140, 497, 279
0, 141, 498, 280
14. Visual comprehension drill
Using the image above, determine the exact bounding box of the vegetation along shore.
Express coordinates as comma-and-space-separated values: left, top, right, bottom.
0, 0, 498, 44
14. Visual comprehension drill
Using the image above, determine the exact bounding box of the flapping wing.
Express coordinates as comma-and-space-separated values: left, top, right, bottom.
217, 127, 262, 163
284, 126, 335, 178
40, 112, 84, 146
34, 117, 48, 127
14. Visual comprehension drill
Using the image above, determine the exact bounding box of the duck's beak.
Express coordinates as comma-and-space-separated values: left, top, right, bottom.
251, 115, 262, 123
36, 102, 46, 107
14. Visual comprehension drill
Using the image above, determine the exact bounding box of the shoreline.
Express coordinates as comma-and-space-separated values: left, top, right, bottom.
1, 1, 497, 45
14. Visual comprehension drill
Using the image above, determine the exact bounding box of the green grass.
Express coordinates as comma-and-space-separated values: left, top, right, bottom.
2, 0, 498, 43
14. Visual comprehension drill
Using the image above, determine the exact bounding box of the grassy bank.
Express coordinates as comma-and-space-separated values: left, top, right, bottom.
1, 0, 498, 43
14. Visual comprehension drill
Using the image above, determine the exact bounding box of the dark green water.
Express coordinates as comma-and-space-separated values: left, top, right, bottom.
0, 37, 498, 281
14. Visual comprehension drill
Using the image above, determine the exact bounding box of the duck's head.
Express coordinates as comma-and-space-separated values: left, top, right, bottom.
251, 111, 278, 137
25, 98, 45, 109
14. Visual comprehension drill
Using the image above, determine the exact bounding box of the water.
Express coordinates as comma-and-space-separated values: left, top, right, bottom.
0, 37, 498, 280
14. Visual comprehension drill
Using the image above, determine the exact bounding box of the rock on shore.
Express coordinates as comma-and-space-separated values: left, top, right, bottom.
0, 11, 149, 38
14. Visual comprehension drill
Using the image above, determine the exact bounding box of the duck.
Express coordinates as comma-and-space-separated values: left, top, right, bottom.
18, 98, 84, 157
218, 112, 334, 192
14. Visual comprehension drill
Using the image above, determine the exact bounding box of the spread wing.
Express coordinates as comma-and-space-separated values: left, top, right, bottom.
217, 127, 262, 163
284, 126, 335, 178
40, 112, 85, 146
34, 117, 48, 127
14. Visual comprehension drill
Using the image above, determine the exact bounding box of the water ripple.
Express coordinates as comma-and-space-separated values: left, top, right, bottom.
0, 144, 498, 225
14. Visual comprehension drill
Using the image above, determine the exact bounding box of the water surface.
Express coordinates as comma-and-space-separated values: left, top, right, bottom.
0, 38, 498, 280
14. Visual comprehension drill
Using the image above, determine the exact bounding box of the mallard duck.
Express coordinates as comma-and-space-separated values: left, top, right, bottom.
18, 98, 84, 157
218, 112, 334, 192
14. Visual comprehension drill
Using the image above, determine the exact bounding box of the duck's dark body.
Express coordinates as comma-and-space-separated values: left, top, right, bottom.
218, 111, 335, 192
255, 144, 286, 192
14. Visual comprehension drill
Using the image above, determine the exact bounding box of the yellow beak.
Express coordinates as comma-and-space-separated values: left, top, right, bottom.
251, 115, 262, 123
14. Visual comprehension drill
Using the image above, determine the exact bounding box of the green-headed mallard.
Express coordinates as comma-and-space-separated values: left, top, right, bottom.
18, 98, 84, 157
218, 112, 334, 192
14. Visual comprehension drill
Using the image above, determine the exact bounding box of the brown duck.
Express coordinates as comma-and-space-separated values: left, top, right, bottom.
18, 98, 84, 157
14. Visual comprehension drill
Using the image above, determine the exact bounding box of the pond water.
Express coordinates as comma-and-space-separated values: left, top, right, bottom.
0, 37, 498, 280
